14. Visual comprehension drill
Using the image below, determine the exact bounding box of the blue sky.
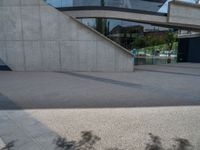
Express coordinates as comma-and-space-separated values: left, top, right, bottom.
159, 0, 197, 13
47, 0, 197, 11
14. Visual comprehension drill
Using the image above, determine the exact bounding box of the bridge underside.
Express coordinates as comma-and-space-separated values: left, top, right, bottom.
60, 1, 200, 31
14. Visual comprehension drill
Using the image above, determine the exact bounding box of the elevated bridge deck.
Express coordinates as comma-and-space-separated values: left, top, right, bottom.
58, 1, 200, 31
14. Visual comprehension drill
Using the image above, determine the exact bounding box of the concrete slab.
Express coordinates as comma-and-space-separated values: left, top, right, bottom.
41, 41, 60, 71
0, 41, 7, 63
0, 110, 58, 150
24, 41, 43, 71
6, 41, 25, 71
21, 6, 41, 40
96, 41, 115, 72
60, 41, 78, 71
78, 41, 97, 71
0, 63, 199, 109
4, 6, 22, 41
40, 6, 60, 41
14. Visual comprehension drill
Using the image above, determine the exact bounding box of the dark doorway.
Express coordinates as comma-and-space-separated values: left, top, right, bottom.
178, 37, 200, 63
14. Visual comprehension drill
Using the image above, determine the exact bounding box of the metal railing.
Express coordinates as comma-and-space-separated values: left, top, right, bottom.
135, 56, 177, 65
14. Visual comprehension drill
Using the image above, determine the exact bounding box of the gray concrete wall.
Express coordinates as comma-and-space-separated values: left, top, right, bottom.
0, 0, 134, 72
168, 1, 200, 30
0, 58, 4, 66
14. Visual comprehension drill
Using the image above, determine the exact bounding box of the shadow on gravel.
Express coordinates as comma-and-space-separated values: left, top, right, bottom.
145, 133, 192, 150
0, 131, 193, 150
54, 131, 193, 150
53, 131, 100, 150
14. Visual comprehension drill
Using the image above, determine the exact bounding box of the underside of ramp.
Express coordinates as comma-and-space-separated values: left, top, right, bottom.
0, 0, 133, 72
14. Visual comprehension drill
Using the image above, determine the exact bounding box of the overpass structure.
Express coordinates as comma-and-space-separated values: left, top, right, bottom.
60, 1, 200, 31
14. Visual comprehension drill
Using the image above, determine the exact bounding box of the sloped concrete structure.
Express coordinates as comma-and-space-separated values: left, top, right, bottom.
0, 0, 133, 72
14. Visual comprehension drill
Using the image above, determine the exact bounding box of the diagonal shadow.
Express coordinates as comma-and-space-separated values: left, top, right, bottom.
1, 71, 200, 110
64, 72, 142, 88
0, 93, 21, 110
135, 68, 200, 77
0, 95, 60, 150
63, 72, 200, 101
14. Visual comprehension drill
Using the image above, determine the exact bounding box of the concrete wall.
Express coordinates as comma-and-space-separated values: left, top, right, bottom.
168, 1, 200, 30
0, 58, 4, 66
0, 0, 134, 72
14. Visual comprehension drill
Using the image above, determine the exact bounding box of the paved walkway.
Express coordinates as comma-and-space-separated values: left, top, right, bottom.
0, 63, 200, 109
0, 63, 200, 150
0, 107, 200, 150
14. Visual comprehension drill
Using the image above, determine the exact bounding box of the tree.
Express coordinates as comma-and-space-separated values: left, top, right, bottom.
165, 32, 177, 52
164, 31, 177, 63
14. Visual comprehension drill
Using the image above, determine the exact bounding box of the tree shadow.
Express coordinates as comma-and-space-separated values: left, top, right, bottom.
53, 131, 101, 150
54, 131, 194, 150
145, 133, 164, 150
1, 131, 193, 150
145, 133, 193, 150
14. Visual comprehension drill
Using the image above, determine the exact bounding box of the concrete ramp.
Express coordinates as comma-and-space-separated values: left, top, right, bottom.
0, 0, 133, 72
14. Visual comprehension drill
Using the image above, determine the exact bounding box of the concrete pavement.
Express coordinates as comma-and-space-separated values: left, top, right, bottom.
0, 63, 200, 109
0, 63, 200, 150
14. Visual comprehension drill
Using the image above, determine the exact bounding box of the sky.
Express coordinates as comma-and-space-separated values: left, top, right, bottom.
159, 0, 197, 13
46, 0, 198, 12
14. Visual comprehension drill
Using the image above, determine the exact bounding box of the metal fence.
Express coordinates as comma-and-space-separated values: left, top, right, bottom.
135, 56, 177, 65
